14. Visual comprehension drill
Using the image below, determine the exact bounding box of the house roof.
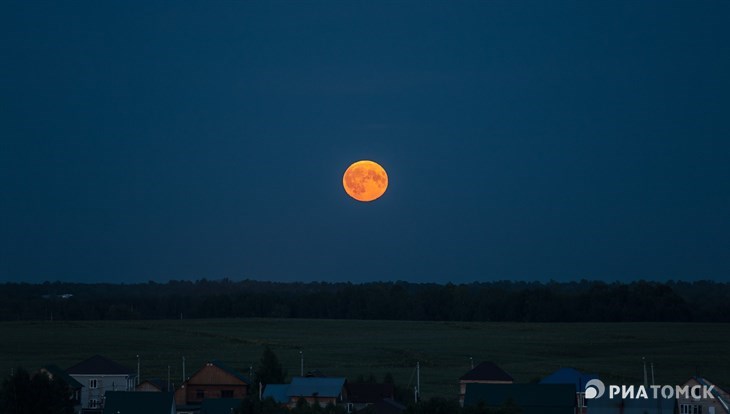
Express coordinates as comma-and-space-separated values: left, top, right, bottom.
211, 360, 251, 385
137, 378, 170, 392
347, 383, 395, 403
463, 383, 576, 414
41, 364, 83, 389
459, 362, 514, 382
200, 398, 243, 414
66, 355, 135, 376
694, 377, 730, 414
287, 377, 346, 398
540, 367, 598, 393
102, 391, 174, 414
262, 384, 290, 404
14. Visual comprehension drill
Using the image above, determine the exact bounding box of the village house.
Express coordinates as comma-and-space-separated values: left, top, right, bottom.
66, 355, 137, 413
677, 377, 730, 414
264, 377, 348, 409
458, 361, 514, 406
174, 360, 250, 407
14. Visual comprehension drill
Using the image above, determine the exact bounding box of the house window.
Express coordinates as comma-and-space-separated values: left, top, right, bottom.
89, 379, 98, 389
196, 390, 205, 400
89, 399, 99, 408
680, 404, 704, 414
221, 390, 234, 398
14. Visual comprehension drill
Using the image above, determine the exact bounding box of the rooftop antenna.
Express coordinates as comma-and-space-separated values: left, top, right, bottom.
651, 361, 655, 385
137, 355, 141, 386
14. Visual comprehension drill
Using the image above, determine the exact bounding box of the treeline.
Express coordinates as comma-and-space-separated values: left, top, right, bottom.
0, 279, 728, 322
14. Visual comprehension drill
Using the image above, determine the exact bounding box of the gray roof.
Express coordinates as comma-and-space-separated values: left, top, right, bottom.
287, 377, 346, 398
67, 355, 134, 376
42, 364, 83, 389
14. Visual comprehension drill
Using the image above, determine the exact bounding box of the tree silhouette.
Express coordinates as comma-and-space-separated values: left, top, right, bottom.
255, 346, 287, 387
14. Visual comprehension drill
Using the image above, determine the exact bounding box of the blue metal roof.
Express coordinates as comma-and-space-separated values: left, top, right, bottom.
263, 384, 290, 404
287, 377, 346, 398
540, 367, 598, 393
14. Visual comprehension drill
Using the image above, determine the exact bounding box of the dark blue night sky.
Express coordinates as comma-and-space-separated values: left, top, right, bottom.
1, 2, 728, 283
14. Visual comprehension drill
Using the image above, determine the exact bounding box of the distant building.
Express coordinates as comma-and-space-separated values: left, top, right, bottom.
174, 360, 250, 407
102, 391, 175, 414
66, 355, 137, 413
540, 367, 599, 413
677, 377, 730, 414
458, 361, 514, 406
266, 377, 347, 409
463, 383, 577, 414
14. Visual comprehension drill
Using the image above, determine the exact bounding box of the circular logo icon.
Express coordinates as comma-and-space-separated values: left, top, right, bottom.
585, 379, 606, 399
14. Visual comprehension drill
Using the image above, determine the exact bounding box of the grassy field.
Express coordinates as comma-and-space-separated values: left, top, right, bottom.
1, 319, 728, 398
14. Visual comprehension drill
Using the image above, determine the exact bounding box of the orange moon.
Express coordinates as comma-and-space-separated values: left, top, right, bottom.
342, 160, 388, 202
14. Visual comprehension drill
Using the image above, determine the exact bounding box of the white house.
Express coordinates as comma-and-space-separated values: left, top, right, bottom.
66, 355, 137, 413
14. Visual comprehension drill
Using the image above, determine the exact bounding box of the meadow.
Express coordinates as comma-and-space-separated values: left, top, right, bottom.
1, 319, 728, 398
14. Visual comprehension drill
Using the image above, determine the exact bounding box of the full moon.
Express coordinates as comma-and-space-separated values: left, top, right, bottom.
343, 160, 388, 202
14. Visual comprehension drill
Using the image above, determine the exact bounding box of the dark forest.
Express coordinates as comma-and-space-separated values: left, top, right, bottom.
1, 280, 727, 322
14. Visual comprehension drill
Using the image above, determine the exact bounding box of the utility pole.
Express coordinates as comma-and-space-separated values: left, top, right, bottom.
136, 355, 140, 386
469, 357, 474, 369
416, 362, 420, 402
167, 366, 171, 393
300, 351, 304, 376
642, 357, 647, 387
182, 356, 186, 383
